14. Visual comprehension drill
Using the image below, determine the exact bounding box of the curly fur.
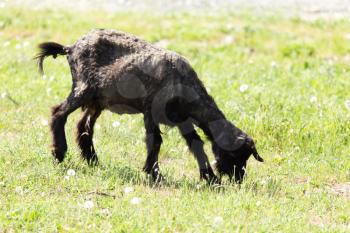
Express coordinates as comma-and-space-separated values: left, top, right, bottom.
36, 29, 263, 184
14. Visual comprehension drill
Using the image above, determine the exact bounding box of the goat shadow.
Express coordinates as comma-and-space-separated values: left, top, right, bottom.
56, 154, 248, 193
57, 155, 202, 190
55, 158, 269, 199
100, 162, 202, 190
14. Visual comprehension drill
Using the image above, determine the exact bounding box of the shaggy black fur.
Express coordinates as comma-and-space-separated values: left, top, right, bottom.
36, 29, 263, 184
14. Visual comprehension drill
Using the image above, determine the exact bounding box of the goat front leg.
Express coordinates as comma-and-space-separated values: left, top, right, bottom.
51, 92, 88, 163
178, 122, 219, 185
76, 107, 101, 165
143, 112, 163, 182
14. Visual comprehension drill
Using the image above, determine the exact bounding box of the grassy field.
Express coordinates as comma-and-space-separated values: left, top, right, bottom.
0, 7, 350, 232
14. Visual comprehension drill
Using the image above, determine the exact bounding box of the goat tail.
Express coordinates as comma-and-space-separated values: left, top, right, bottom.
34, 42, 70, 74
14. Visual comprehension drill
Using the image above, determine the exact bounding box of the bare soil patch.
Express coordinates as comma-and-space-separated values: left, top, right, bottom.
330, 182, 350, 199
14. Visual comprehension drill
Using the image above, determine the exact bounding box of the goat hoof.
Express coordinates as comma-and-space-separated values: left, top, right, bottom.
52, 149, 64, 163
210, 176, 221, 186
86, 154, 98, 166
206, 176, 221, 185
151, 170, 164, 183
200, 169, 220, 185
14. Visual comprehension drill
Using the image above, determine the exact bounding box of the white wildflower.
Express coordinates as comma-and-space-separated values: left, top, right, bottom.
310, 95, 317, 103
221, 35, 234, 45
88, 223, 96, 229
23, 41, 30, 47
256, 201, 262, 207
130, 197, 141, 205
64, 175, 70, 180
83, 200, 94, 209
345, 99, 350, 110
67, 169, 76, 177
271, 61, 278, 68
239, 84, 249, 92
41, 119, 49, 126
213, 216, 224, 226
124, 186, 134, 194
15, 186, 23, 195
112, 121, 120, 127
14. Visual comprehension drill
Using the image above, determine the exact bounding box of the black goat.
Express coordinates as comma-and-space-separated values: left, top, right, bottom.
36, 29, 263, 184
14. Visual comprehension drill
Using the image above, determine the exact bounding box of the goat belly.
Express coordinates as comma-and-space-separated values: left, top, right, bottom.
97, 82, 144, 115
107, 103, 141, 114
102, 90, 143, 114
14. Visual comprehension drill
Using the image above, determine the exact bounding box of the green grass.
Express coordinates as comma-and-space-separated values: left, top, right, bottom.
0, 7, 350, 232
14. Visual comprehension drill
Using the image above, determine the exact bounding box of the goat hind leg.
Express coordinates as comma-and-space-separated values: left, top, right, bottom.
51, 92, 89, 163
143, 112, 163, 182
76, 107, 101, 165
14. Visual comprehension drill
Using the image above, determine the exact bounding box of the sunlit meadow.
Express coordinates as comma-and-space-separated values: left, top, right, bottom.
0, 6, 350, 232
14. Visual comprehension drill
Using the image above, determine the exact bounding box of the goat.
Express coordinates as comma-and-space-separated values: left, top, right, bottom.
35, 29, 263, 184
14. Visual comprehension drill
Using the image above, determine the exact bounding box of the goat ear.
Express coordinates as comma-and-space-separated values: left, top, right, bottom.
253, 151, 264, 162
246, 137, 264, 162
